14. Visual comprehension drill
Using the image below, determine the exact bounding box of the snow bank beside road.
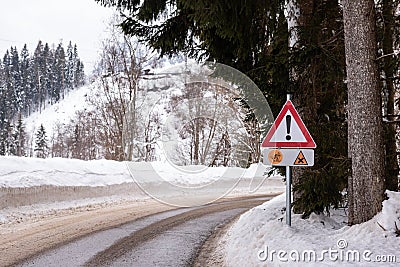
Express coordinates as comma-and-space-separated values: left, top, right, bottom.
0, 156, 280, 188
0, 156, 130, 187
225, 192, 400, 266
0, 156, 284, 218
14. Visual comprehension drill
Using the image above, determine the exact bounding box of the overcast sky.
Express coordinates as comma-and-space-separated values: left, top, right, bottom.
0, 0, 115, 73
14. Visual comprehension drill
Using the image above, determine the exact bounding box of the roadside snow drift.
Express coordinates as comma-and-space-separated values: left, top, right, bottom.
0, 156, 284, 209
0, 156, 129, 187
0, 156, 283, 188
225, 192, 400, 266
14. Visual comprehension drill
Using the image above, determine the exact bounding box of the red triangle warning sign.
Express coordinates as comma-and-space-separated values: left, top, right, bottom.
261, 100, 316, 148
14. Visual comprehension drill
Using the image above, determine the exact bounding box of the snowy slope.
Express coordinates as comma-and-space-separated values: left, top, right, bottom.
25, 85, 93, 138
225, 192, 400, 266
23, 60, 264, 167
22, 60, 186, 138
22, 61, 193, 161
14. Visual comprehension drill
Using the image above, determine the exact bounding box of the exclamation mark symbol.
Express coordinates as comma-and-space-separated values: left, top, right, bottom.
286, 115, 291, 140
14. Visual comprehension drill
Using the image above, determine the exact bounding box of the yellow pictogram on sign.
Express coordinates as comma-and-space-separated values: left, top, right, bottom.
294, 151, 308, 165
268, 149, 283, 165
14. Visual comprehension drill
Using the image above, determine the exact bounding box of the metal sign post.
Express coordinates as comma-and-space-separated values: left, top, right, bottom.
261, 93, 316, 227
285, 94, 292, 226
286, 165, 291, 226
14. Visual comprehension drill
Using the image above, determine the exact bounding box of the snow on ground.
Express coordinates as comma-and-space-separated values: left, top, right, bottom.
147, 161, 273, 186
0, 156, 129, 187
0, 156, 280, 188
22, 58, 191, 139
225, 191, 400, 266
0, 195, 146, 229
25, 85, 93, 138
0, 156, 284, 224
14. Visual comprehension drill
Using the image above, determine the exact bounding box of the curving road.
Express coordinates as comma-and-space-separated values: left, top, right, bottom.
14, 196, 272, 267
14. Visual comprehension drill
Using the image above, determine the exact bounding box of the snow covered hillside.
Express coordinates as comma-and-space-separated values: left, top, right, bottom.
24, 60, 269, 167
25, 84, 93, 139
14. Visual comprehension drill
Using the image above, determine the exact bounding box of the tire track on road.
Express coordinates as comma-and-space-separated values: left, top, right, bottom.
2, 200, 174, 267
84, 198, 270, 266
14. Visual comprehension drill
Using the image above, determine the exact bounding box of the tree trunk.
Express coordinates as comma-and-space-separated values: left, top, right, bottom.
382, 0, 399, 191
290, 0, 318, 213
343, 0, 385, 225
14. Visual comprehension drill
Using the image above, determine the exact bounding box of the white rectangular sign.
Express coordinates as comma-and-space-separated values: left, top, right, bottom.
263, 148, 314, 166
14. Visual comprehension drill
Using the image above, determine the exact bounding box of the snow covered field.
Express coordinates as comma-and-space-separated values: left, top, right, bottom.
225, 191, 400, 266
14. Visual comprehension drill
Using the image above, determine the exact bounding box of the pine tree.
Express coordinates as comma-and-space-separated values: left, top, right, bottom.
75, 60, 85, 87
0, 128, 6, 155
10, 47, 23, 112
54, 43, 66, 100
13, 114, 26, 156
34, 124, 48, 158
7, 122, 16, 155
0, 120, 10, 156
33, 41, 44, 112
70, 44, 85, 87
73, 44, 80, 87
95, 0, 349, 216
377, 0, 399, 191
42, 43, 54, 106
20, 44, 32, 115
343, 0, 385, 224
0, 41, 85, 117
0, 76, 7, 156
65, 41, 75, 90
0, 41, 86, 150
3, 50, 16, 118
287, 0, 348, 216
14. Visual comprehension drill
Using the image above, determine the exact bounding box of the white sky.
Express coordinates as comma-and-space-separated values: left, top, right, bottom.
0, 0, 115, 73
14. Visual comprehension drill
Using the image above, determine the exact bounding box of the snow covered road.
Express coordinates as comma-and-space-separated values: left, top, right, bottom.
0, 198, 175, 266
0, 156, 284, 266
13, 196, 272, 267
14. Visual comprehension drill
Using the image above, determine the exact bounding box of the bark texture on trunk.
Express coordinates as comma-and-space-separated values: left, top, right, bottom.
382, 0, 399, 191
343, 0, 385, 225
